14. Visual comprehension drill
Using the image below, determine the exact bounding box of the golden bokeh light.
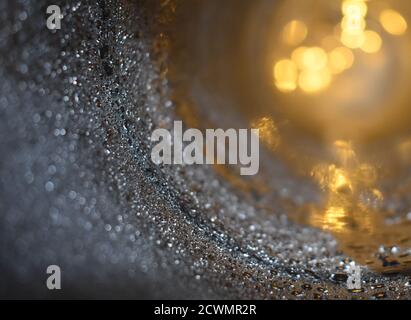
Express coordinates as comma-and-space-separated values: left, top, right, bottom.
328, 47, 355, 74
272, 0, 406, 97
262, 0, 411, 274
342, 0, 368, 18
298, 68, 332, 94
341, 30, 366, 48
340, 0, 368, 49
291, 46, 308, 69
361, 30, 383, 53
341, 15, 366, 33
380, 9, 408, 36
301, 47, 328, 71
273, 59, 298, 92
282, 20, 308, 46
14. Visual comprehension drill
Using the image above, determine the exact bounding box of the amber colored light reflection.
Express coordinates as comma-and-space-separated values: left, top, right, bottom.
361, 30, 382, 53
309, 141, 381, 235
328, 47, 354, 74
298, 68, 332, 94
341, 16, 366, 34
297, 47, 331, 93
273, 59, 298, 92
267, 0, 411, 273
251, 117, 280, 150
291, 46, 308, 68
282, 20, 308, 46
333, 140, 356, 166
320, 206, 347, 233
273, 0, 393, 95
340, 0, 368, 49
301, 47, 328, 71
342, 0, 368, 17
341, 30, 366, 49
380, 9, 408, 36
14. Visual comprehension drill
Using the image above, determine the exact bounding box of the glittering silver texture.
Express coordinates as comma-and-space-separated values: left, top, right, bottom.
0, 0, 410, 300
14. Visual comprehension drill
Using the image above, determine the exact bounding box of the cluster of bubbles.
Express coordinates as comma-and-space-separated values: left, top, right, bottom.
274, 0, 408, 94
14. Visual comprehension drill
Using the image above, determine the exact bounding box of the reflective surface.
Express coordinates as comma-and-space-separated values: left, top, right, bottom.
171, 0, 411, 275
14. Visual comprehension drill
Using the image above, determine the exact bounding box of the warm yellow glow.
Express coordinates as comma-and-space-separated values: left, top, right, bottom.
298, 68, 331, 93
322, 206, 347, 232
307, 133, 384, 240
251, 117, 280, 150
342, 0, 368, 18
361, 30, 382, 53
274, 59, 298, 92
340, 30, 366, 48
312, 163, 354, 194
282, 20, 308, 46
291, 46, 308, 69
380, 9, 408, 36
340, 0, 369, 49
341, 15, 366, 33
330, 168, 353, 193
372, 189, 384, 202
333, 140, 356, 165
301, 47, 328, 71
328, 47, 355, 74
272, 0, 406, 96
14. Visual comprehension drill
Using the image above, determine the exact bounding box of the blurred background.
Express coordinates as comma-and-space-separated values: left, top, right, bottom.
171, 0, 411, 275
